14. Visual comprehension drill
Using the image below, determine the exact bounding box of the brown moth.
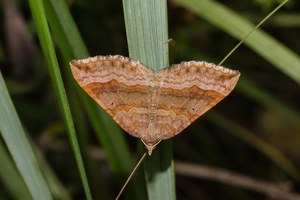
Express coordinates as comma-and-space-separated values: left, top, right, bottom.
69, 55, 240, 155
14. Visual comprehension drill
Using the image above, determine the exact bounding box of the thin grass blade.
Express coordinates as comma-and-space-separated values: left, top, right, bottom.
0, 140, 32, 200
28, 0, 92, 199
176, 0, 300, 84
44, 0, 146, 198
45, 0, 133, 174
0, 72, 52, 199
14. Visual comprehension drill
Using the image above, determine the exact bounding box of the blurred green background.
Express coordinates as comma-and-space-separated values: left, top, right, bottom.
0, 0, 300, 199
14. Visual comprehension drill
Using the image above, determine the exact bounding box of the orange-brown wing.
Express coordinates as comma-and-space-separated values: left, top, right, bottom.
154, 61, 240, 140
69, 55, 156, 139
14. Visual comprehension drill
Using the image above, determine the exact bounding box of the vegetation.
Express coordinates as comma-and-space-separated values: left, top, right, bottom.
0, 0, 299, 199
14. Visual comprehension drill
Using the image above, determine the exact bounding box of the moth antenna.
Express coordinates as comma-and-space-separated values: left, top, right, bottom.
115, 152, 147, 200
218, 0, 288, 66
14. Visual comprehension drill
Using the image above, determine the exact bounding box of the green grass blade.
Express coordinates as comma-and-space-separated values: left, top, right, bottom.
44, 0, 145, 198
28, 0, 92, 199
45, 0, 133, 173
0, 140, 32, 200
176, 0, 300, 84
123, 0, 169, 73
144, 141, 176, 199
175, 0, 300, 182
0, 72, 52, 200
123, 0, 176, 199
45, 0, 89, 59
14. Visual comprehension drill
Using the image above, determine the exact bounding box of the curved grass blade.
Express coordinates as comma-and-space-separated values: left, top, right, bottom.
44, 0, 133, 174
44, 0, 146, 198
176, 0, 300, 84
0, 140, 32, 200
27, 0, 92, 199
175, 0, 300, 181
0, 72, 52, 199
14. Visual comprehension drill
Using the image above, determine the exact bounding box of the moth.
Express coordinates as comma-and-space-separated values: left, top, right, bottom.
70, 55, 240, 155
